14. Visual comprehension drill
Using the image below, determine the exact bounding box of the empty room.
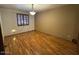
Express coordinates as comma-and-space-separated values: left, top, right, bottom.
0, 4, 79, 55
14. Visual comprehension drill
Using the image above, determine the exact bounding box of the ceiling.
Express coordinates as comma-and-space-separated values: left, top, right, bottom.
0, 4, 65, 12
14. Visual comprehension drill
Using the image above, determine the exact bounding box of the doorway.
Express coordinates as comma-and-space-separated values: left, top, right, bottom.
0, 25, 4, 54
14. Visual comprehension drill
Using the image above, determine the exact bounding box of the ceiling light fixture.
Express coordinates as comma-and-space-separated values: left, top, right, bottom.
30, 4, 36, 15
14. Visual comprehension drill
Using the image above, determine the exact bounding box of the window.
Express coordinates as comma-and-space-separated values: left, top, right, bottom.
17, 13, 29, 26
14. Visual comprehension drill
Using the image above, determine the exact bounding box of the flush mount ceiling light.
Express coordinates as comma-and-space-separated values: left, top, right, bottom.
30, 4, 36, 15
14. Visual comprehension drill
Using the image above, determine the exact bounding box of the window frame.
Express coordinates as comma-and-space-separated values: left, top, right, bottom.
17, 13, 29, 26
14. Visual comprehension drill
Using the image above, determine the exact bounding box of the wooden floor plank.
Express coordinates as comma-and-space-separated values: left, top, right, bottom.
4, 31, 78, 55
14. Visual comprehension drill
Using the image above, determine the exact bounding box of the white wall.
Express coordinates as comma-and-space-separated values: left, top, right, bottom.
35, 5, 77, 41
0, 8, 35, 36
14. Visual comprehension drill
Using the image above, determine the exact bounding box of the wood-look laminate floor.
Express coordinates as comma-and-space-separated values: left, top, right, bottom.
4, 31, 78, 55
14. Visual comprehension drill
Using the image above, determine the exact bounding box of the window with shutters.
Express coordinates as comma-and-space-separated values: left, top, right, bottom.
17, 13, 29, 26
